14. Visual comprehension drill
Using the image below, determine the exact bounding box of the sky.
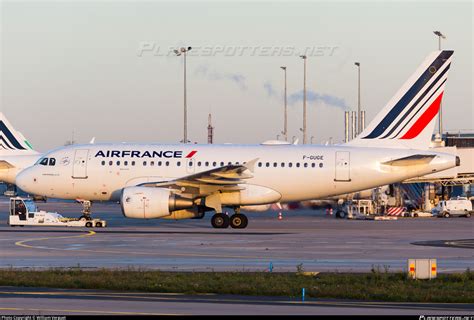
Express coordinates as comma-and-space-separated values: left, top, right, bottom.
1, 0, 473, 152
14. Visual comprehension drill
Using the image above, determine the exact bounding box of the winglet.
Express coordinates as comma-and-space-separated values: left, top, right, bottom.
244, 158, 259, 173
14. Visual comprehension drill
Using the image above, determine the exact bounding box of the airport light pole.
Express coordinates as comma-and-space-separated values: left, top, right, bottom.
299, 55, 307, 144
354, 62, 361, 135
280, 66, 288, 141
433, 31, 446, 138
174, 46, 192, 143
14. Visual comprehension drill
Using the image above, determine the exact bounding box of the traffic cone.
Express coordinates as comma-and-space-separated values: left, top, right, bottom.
278, 212, 283, 220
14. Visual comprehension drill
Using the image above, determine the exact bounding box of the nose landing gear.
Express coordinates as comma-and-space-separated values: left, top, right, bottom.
79, 200, 93, 221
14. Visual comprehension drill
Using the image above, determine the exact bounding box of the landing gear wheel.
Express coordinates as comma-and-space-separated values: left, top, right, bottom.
211, 213, 230, 229
230, 214, 248, 229
85, 221, 93, 228
336, 210, 347, 219
95, 222, 102, 227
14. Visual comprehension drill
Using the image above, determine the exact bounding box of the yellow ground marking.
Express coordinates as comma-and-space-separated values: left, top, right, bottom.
15, 230, 96, 249
0, 307, 179, 315
1, 289, 470, 309
13, 230, 261, 259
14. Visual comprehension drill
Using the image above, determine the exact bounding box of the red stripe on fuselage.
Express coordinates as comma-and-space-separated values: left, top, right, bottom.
400, 92, 444, 140
185, 150, 197, 158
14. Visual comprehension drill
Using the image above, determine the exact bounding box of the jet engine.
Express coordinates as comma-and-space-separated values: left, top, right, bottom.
121, 186, 194, 219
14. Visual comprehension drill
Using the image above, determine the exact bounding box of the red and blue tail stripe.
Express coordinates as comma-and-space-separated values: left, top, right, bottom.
362, 50, 453, 140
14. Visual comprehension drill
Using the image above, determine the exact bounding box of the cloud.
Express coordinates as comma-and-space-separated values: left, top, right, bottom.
288, 90, 348, 110
195, 65, 247, 90
263, 81, 278, 98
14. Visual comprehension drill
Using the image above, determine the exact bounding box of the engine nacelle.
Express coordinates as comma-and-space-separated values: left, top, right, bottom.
121, 187, 194, 219
241, 204, 272, 212
162, 208, 204, 220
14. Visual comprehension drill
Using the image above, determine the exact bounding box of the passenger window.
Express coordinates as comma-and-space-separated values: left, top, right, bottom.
143, 161, 147, 166
109, 161, 113, 166
165, 161, 170, 166
158, 161, 162, 166
39, 158, 49, 166
265, 162, 270, 167
205, 161, 209, 167
311, 163, 316, 168
220, 162, 224, 166
273, 162, 277, 167
258, 162, 262, 167
150, 161, 155, 166
101, 161, 105, 166
188, 161, 193, 167
116, 161, 121, 166
281, 162, 285, 167
197, 161, 202, 166
228, 162, 232, 165
319, 163, 323, 168
212, 161, 217, 166
48, 158, 56, 166
296, 163, 300, 168
124, 161, 128, 166
177, 161, 181, 167
289, 163, 293, 168
132, 161, 136, 166
304, 163, 308, 168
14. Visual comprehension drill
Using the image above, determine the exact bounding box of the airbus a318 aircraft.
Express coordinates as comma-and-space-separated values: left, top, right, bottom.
17, 50, 459, 229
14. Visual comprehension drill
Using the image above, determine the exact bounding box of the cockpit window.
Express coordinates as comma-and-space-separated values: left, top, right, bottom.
39, 158, 49, 166
49, 158, 56, 166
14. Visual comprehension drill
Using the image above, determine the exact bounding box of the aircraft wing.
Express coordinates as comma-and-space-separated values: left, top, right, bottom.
382, 154, 436, 166
0, 160, 14, 169
138, 158, 259, 193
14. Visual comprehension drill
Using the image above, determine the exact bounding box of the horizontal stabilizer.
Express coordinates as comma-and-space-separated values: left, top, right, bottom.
382, 154, 436, 166
0, 160, 14, 169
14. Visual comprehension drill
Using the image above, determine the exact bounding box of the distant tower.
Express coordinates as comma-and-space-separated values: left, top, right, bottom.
207, 113, 214, 144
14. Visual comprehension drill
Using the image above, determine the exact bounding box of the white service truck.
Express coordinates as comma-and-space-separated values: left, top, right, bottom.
431, 197, 473, 218
8, 197, 107, 227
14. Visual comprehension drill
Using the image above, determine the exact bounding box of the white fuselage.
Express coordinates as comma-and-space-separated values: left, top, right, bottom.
16, 143, 457, 204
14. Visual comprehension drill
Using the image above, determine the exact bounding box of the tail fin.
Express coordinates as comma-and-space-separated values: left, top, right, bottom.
0, 112, 38, 155
347, 50, 453, 149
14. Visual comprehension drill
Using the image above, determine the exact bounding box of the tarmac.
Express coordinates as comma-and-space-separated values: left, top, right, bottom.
0, 200, 472, 272
0, 199, 473, 315
1, 287, 473, 315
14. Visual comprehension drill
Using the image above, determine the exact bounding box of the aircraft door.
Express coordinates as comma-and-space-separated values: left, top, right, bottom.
335, 151, 351, 182
72, 149, 89, 179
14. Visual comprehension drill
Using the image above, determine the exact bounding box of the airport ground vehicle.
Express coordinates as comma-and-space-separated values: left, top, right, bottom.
432, 197, 472, 218
336, 199, 375, 219
404, 211, 434, 218
8, 197, 106, 227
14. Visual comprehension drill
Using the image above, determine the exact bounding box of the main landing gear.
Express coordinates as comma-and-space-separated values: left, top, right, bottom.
211, 207, 248, 229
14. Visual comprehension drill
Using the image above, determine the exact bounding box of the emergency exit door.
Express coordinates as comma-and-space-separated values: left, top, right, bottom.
72, 149, 89, 179
335, 151, 351, 182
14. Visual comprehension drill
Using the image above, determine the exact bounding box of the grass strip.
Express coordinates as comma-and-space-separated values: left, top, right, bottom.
0, 267, 472, 303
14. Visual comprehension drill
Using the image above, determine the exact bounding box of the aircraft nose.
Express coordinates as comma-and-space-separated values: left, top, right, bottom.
15, 168, 38, 194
